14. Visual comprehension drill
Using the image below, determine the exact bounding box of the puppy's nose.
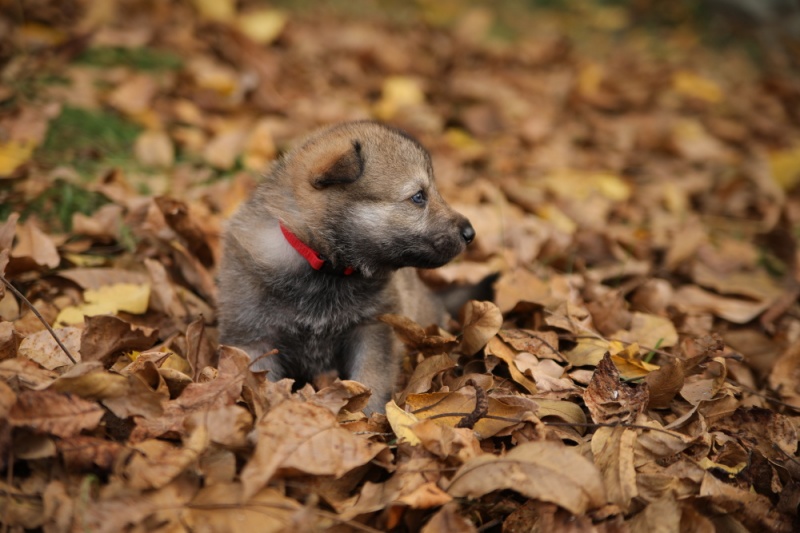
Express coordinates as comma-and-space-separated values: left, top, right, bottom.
460, 222, 475, 244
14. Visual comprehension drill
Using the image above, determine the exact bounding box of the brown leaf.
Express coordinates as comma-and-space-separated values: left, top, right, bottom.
644, 359, 685, 409
117, 426, 207, 490
699, 472, 794, 533
459, 300, 503, 355
400, 353, 457, 402
11, 218, 60, 269
0, 357, 58, 389
57, 435, 123, 470
584, 353, 649, 424
406, 391, 534, 440
378, 314, 458, 355
9, 390, 104, 437
184, 317, 216, 380
0, 322, 22, 361
497, 328, 562, 360
80, 315, 158, 365
130, 346, 248, 441
311, 379, 371, 415
17, 326, 81, 369
183, 484, 308, 532
590, 426, 638, 510
713, 407, 798, 462
485, 336, 538, 394
185, 404, 252, 447
446, 440, 607, 515
240, 400, 386, 499
421, 502, 478, 533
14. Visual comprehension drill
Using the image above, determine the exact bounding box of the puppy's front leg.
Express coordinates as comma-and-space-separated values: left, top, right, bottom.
344, 323, 401, 415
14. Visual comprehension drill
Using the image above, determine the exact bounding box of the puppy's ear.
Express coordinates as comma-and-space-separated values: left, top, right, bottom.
311, 140, 364, 189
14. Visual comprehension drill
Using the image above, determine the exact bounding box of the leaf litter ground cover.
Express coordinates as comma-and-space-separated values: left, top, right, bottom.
1, 0, 800, 531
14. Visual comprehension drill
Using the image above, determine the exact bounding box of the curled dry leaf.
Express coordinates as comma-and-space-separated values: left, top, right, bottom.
584, 353, 649, 424
9, 390, 104, 437
11, 218, 60, 269
459, 300, 503, 355
311, 379, 371, 415
485, 336, 538, 394
378, 313, 458, 355
79, 315, 158, 365
240, 399, 387, 499
400, 353, 457, 402
446, 440, 607, 515
387, 399, 422, 445
118, 426, 207, 490
644, 359, 684, 409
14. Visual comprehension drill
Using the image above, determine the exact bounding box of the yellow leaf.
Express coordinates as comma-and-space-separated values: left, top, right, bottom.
237, 9, 287, 44
768, 144, 800, 191
0, 141, 35, 176
374, 76, 425, 121
698, 457, 746, 476
535, 204, 576, 234
578, 63, 604, 100
672, 71, 723, 103
191, 0, 235, 21
564, 337, 608, 367
386, 400, 421, 445
56, 283, 151, 325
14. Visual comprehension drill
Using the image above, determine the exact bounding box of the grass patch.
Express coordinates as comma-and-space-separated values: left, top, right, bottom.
36, 106, 142, 176
21, 180, 110, 232
75, 46, 183, 71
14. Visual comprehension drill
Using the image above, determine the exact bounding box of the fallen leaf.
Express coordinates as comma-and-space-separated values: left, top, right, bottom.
12, 218, 60, 269
459, 300, 503, 355
446, 440, 607, 515
18, 327, 81, 369
79, 315, 158, 364
591, 426, 638, 510
9, 390, 104, 437
240, 399, 386, 499
237, 9, 287, 44
56, 283, 151, 325
584, 353, 649, 424
386, 399, 422, 445
485, 337, 538, 394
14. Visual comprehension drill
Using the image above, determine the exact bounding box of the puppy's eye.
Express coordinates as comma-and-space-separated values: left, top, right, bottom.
410, 190, 427, 205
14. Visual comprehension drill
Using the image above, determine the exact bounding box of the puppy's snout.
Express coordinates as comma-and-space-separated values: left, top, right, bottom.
460, 221, 475, 244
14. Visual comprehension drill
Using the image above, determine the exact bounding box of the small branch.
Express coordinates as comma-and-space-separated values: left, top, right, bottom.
455, 379, 488, 429
0, 275, 77, 364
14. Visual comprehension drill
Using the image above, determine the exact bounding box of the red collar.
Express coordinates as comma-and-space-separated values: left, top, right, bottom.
279, 223, 354, 276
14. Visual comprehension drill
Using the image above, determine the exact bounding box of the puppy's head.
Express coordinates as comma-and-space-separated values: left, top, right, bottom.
272, 121, 474, 276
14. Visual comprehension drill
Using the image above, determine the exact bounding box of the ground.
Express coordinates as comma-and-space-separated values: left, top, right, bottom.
1, 0, 800, 531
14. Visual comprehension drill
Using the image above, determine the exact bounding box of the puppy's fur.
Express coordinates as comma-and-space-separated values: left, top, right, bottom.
217, 121, 474, 414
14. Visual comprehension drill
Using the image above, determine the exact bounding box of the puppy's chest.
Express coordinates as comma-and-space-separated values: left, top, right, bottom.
268, 273, 390, 335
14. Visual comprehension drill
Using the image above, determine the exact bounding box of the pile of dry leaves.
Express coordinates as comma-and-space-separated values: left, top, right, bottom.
2, 0, 800, 531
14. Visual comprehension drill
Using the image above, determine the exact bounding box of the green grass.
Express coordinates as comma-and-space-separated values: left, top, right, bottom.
20, 181, 110, 232
36, 106, 142, 176
75, 46, 183, 71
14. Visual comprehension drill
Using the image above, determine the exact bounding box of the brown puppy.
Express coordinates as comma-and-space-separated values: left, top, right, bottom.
217, 121, 474, 414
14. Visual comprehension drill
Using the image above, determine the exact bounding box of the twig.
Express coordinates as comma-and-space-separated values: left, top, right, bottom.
0, 275, 77, 364
455, 379, 488, 429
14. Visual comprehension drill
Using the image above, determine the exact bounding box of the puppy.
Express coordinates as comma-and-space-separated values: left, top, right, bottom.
217, 121, 474, 414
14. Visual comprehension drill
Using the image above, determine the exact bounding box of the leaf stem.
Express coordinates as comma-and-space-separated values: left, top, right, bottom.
0, 274, 77, 364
